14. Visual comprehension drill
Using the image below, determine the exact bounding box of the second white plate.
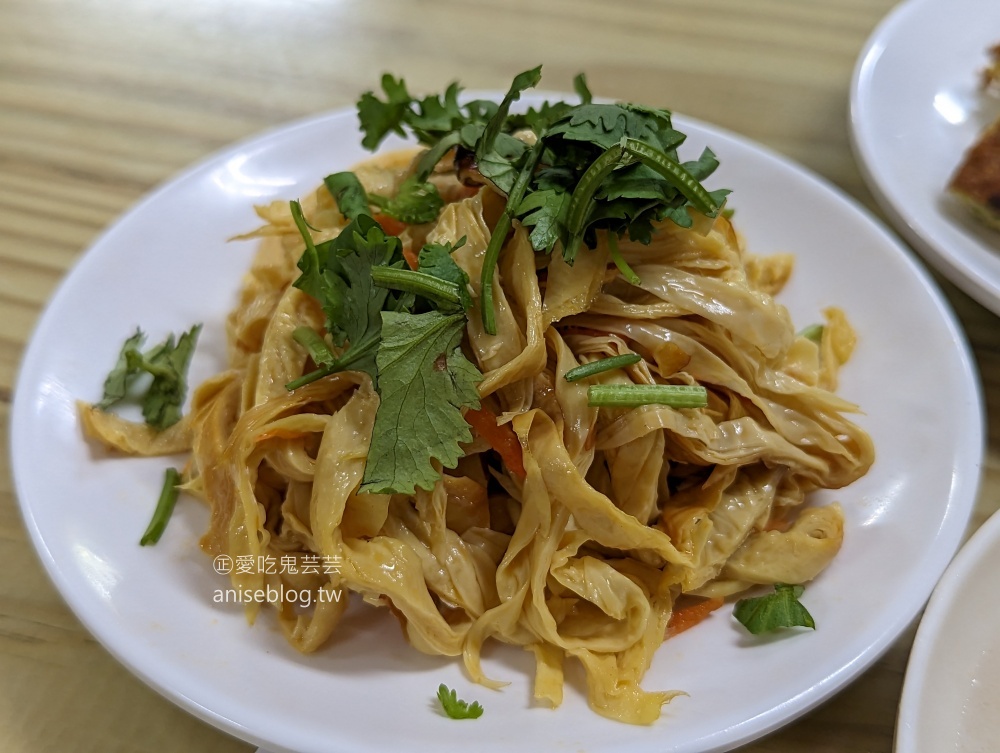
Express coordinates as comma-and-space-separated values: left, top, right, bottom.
897, 506, 1000, 753
851, 0, 1000, 314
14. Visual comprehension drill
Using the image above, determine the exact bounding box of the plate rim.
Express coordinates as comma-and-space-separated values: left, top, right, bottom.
9, 98, 986, 753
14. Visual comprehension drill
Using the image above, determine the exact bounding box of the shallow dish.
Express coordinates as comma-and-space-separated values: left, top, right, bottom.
897, 507, 1000, 753
851, 0, 1000, 314
11, 94, 983, 753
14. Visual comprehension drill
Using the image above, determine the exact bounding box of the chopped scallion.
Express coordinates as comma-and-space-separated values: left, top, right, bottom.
370, 266, 465, 311
587, 383, 708, 409
564, 353, 642, 382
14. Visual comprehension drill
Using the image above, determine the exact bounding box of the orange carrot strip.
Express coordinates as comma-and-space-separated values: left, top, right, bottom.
371, 214, 417, 268
402, 244, 419, 270
666, 597, 724, 638
464, 407, 526, 479
374, 213, 407, 236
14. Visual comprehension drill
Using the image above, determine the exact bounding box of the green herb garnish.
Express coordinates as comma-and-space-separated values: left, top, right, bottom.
287, 193, 481, 495
292, 326, 336, 367
99, 328, 146, 409
587, 384, 708, 409
436, 684, 484, 720
98, 325, 201, 431
370, 266, 466, 312
370, 176, 444, 225
564, 353, 642, 382
289, 204, 411, 388
733, 583, 816, 635
417, 239, 472, 311
356, 67, 729, 333
283, 70, 728, 494
606, 231, 641, 285
360, 310, 481, 495
480, 137, 544, 334
324, 172, 370, 221
140, 467, 181, 546
798, 324, 824, 345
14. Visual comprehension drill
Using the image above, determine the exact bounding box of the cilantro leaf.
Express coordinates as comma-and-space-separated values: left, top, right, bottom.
709, 187, 732, 208
369, 176, 444, 225
733, 583, 816, 635
474, 66, 541, 195
658, 202, 696, 230
516, 188, 569, 253
360, 310, 482, 495
509, 100, 575, 134
98, 328, 146, 409
140, 324, 201, 431
683, 146, 722, 181
357, 74, 412, 150
356, 75, 497, 157
597, 162, 677, 203
417, 239, 472, 310
546, 103, 684, 152
413, 131, 464, 182
436, 684, 484, 720
324, 172, 370, 221
475, 132, 528, 195
406, 82, 466, 138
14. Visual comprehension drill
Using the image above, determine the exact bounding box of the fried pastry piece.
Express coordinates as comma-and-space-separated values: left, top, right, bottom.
949, 116, 1000, 231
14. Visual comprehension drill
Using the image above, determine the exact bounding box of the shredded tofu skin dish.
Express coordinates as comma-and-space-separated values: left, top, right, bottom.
78, 69, 874, 725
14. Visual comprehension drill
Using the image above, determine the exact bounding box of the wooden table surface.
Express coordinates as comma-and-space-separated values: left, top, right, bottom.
2, 0, 998, 751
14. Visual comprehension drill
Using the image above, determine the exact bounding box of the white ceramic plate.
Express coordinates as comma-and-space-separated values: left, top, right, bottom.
896, 507, 1000, 753
850, 0, 1000, 315
11, 95, 983, 753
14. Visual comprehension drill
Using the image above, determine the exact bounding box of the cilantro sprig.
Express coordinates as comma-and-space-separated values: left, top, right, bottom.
287, 185, 481, 496
356, 66, 730, 333
283, 70, 729, 494
98, 325, 201, 431
140, 467, 181, 546
436, 684, 484, 720
288, 202, 413, 389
